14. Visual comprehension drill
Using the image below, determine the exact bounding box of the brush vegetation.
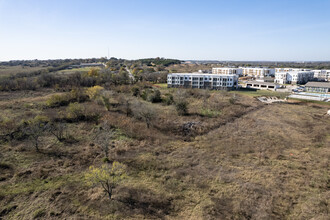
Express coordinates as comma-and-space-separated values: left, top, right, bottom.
0, 59, 329, 219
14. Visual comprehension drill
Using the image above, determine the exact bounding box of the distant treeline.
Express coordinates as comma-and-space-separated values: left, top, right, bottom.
211, 61, 330, 69
0, 68, 132, 92
0, 58, 108, 67
137, 58, 181, 67
6, 62, 75, 80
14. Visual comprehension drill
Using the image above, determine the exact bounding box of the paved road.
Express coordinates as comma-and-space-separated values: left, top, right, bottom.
276, 85, 298, 93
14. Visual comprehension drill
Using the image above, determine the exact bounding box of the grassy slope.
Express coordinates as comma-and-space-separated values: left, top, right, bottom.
0, 88, 329, 219
0, 65, 48, 78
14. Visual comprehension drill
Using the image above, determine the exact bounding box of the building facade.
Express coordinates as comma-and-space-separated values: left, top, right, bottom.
246, 81, 280, 91
167, 73, 238, 90
212, 67, 243, 76
274, 70, 314, 84
305, 82, 330, 93
241, 67, 275, 78
314, 70, 330, 81
275, 68, 309, 72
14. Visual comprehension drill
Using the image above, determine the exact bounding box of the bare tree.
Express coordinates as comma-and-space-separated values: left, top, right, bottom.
23, 118, 48, 152
48, 122, 67, 142
118, 94, 132, 116
93, 121, 113, 159
132, 101, 156, 129
174, 89, 189, 116
100, 90, 115, 111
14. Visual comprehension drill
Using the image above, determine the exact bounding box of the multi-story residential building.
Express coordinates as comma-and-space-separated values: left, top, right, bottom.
274, 72, 287, 84
241, 67, 275, 78
274, 70, 314, 84
212, 67, 243, 76
275, 68, 309, 72
313, 70, 327, 81
167, 73, 238, 90
313, 70, 330, 81
312, 70, 324, 78
326, 70, 330, 81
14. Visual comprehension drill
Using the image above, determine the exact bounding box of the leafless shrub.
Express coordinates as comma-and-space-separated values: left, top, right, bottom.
132, 101, 156, 129
117, 94, 132, 116
22, 116, 49, 152
48, 122, 67, 142
93, 120, 114, 159
174, 89, 189, 115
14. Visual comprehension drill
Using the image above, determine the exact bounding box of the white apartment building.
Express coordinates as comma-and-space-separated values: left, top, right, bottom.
241, 67, 275, 78
274, 70, 314, 84
313, 70, 330, 81
212, 67, 243, 76
275, 68, 309, 72
313, 70, 325, 78
167, 73, 238, 90
326, 70, 330, 81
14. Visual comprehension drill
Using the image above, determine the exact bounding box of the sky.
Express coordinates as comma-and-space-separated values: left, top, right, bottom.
0, 0, 330, 61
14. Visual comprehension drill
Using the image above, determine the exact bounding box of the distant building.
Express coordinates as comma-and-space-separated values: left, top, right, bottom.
240, 67, 275, 78
313, 70, 330, 81
255, 76, 275, 83
275, 68, 310, 72
246, 81, 280, 91
311, 70, 329, 81
275, 70, 314, 84
167, 73, 238, 90
198, 69, 212, 74
80, 63, 105, 67
70, 63, 105, 69
212, 67, 243, 76
305, 82, 330, 93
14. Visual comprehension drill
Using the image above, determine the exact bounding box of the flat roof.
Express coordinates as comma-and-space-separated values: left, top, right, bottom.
168, 73, 237, 77
246, 81, 278, 86
305, 82, 330, 88
239, 67, 273, 69
212, 67, 241, 69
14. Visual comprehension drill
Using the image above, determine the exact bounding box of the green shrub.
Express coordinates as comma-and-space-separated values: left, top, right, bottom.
101, 96, 111, 111
46, 90, 88, 108
229, 97, 236, 104
102, 157, 110, 163
162, 94, 174, 105
33, 208, 46, 219
200, 108, 221, 117
66, 102, 84, 120
148, 89, 162, 103
131, 86, 140, 96
46, 94, 70, 107
141, 89, 149, 101
141, 89, 162, 103
175, 101, 188, 115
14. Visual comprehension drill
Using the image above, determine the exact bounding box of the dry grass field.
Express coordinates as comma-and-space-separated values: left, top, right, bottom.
0, 83, 329, 219
0, 65, 48, 78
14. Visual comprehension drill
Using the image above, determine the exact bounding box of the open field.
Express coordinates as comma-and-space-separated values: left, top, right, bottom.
58, 67, 100, 74
0, 65, 48, 78
154, 84, 290, 98
230, 88, 289, 98
0, 82, 329, 219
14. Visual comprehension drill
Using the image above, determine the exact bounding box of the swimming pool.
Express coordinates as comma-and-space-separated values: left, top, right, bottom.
297, 92, 330, 99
